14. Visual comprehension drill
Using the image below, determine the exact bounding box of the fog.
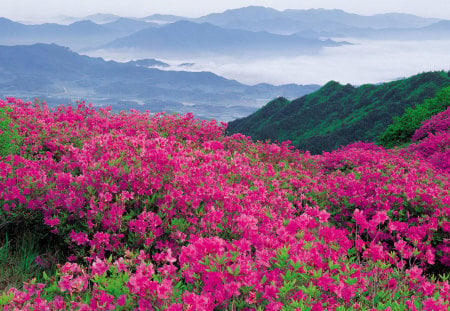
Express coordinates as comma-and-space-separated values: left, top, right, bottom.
86, 39, 450, 86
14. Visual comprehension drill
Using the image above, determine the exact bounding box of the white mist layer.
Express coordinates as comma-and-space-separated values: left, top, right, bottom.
86, 39, 450, 86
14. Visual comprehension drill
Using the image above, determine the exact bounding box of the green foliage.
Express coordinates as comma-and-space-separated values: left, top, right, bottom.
227, 71, 450, 153
0, 155, 64, 292
265, 245, 435, 310
0, 106, 22, 157
0, 292, 14, 306
377, 85, 450, 148
0, 228, 57, 293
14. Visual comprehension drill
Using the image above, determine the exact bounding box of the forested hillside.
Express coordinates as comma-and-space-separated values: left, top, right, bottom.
227, 71, 450, 153
378, 86, 450, 148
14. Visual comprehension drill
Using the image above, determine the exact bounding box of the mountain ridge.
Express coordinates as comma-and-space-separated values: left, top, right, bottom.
227, 71, 450, 153
104, 20, 345, 57
194, 6, 441, 34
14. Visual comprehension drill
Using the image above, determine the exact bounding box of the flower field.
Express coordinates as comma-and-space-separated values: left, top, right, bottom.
0, 97, 449, 310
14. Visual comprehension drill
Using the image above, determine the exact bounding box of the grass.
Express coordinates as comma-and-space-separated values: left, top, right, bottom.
0, 220, 62, 294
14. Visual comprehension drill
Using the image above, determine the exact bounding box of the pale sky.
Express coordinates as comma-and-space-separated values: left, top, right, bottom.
1, 0, 450, 21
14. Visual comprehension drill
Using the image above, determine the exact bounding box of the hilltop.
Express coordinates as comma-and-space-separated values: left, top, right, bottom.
227, 71, 450, 153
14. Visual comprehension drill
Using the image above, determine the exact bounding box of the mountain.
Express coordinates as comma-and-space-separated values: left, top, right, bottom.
194, 6, 441, 34
126, 59, 169, 68
140, 14, 186, 24
0, 18, 155, 50
84, 13, 121, 24
104, 20, 345, 57
227, 71, 450, 153
425, 20, 450, 31
299, 19, 450, 40
0, 17, 28, 34
1, 8, 446, 55
0, 18, 119, 49
102, 18, 157, 33
0, 44, 319, 121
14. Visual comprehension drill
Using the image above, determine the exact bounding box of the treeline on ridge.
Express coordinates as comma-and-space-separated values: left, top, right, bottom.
227, 71, 450, 153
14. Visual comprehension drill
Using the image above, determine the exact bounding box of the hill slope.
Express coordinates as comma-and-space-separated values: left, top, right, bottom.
378, 86, 450, 148
227, 71, 450, 153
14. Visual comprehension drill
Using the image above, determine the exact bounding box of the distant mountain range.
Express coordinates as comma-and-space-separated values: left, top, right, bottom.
139, 6, 442, 33
0, 44, 319, 121
296, 19, 450, 40
104, 20, 344, 57
193, 6, 442, 34
190, 6, 449, 40
1, 6, 448, 55
0, 17, 155, 50
227, 71, 450, 153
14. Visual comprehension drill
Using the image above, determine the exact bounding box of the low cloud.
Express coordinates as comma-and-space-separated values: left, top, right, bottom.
87, 39, 450, 86
182, 39, 450, 86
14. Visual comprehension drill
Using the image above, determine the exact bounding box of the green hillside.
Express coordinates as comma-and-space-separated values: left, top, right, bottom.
227, 71, 450, 153
377, 85, 450, 148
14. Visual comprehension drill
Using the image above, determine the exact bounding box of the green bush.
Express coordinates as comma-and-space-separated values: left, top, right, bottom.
0, 106, 22, 157
377, 86, 450, 148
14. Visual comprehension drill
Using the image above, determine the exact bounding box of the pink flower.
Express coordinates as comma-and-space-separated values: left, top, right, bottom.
318, 209, 330, 223
224, 281, 241, 297
407, 266, 423, 282
91, 290, 114, 310
421, 281, 436, 296
114, 257, 129, 273
60, 262, 82, 274
102, 192, 113, 202
353, 209, 368, 231
156, 279, 173, 300
388, 278, 397, 290
164, 248, 177, 264
44, 216, 59, 227
246, 291, 257, 304
91, 258, 109, 276
182, 292, 214, 311
70, 230, 89, 246
425, 249, 435, 265
167, 303, 183, 311
117, 295, 126, 306
53, 296, 66, 309
364, 242, 387, 262
121, 190, 134, 201
266, 302, 283, 311
236, 214, 258, 232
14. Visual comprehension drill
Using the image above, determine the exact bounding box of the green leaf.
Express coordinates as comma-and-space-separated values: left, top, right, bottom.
260, 275, 267, 285
234, 265, 241, 276
344, 277, 357, 286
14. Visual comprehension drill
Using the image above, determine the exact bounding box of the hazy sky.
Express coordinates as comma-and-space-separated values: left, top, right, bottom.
2, 0, 450, 21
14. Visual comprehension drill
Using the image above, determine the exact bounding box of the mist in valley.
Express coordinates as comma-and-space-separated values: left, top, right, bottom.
86, 38, 450, 87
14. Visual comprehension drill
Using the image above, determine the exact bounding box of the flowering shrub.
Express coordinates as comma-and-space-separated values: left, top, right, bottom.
412, 107, 450, 142
408, 107, 450, 173
0, 98, 449, 310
